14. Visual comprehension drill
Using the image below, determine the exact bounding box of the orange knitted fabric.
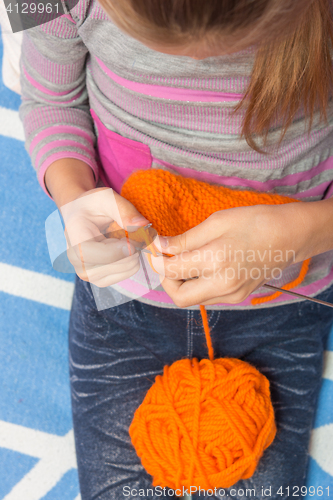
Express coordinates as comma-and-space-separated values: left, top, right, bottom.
119, 168, 311, 306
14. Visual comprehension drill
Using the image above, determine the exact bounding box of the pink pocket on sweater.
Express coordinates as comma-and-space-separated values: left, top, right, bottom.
90, 109, 152, 193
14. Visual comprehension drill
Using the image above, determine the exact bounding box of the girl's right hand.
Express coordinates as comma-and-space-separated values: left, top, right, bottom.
59, 187, 150, 287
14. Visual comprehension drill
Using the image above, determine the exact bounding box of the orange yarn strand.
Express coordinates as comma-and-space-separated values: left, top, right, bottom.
200, 305, 214, 361
145, 251, 157, 273
124, 229, 132, 256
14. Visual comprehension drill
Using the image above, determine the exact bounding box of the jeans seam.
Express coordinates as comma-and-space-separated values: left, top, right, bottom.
187, 310, 193, 359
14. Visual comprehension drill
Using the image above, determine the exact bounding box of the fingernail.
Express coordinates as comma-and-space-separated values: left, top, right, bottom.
159, 236, 169, 249
131, 216, 150, 224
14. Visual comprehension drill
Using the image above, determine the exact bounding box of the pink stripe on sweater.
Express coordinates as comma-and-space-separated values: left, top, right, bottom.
295, 181, 333, 199
23, 65, 69, 96
23, 65, 83, 101
24, 106, 93, 139
39, 13, 78, 38
36, 139, 94, 168
29, 125, 94, 156
41, 89, 84, 104
94, 56, 244, 102
153, 156, 333, 197
24, 33, 84, 85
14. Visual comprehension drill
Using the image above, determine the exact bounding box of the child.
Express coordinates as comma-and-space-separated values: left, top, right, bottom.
19, 0, 333, 498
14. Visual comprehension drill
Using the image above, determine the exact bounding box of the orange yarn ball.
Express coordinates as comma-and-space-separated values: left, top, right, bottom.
129, 357, 276, 492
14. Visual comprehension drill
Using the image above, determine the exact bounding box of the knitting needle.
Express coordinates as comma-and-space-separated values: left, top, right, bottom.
141, 249, 333, 309
139, 251, 153, 291
262, 284, 333, 308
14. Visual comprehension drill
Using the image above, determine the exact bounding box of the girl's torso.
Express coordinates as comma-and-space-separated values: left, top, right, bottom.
41, 0, 333, 309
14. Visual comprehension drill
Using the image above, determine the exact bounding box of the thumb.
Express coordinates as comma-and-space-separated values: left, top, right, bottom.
154, 218, 218, 255
111, 191, 150, 232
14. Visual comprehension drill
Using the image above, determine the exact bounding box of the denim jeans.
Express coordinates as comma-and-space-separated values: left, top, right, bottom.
68, 275, 333, 500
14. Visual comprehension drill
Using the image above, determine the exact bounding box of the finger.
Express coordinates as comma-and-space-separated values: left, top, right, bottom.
162, 273, 267, 306
153, 211, 228, 255
160, 275, 250, 307
87, 260, 142, 288
199, 293, 247, 305
149, 254, 202, 280
67, 237, 137, 266
61, 189, 150, 243
64, 216, 104, 249
150, 242, 223, 280
111, 190, 150, 229
61, 187, 149, 226
159, 276, 219, 307
76, 256, 140, 284
68, 246, 140, 277
84, 253, 140, 282
199, 278, 267, 305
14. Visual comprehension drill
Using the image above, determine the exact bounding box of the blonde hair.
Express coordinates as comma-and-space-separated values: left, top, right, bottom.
99, 0, 333, 153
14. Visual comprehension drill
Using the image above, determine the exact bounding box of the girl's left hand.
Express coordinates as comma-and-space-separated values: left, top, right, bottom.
150, 203, 309, 307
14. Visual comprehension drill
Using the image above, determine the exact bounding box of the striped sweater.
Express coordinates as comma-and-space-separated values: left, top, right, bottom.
19, 0, 333, 310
